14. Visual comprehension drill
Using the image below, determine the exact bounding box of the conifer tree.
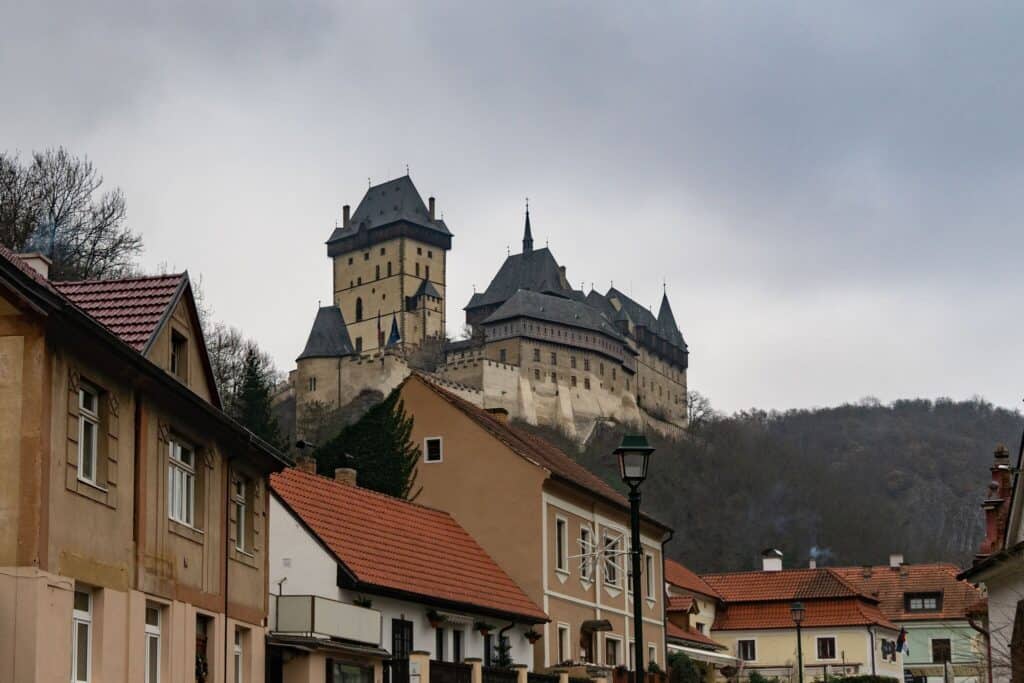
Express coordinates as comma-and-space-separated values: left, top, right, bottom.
235, 346, 284, 449
314, 388, 421, 499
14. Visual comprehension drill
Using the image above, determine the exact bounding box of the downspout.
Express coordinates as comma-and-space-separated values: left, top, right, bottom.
868, 626, 877, 676
967, 613, 993, 683
499, 623, 514, 666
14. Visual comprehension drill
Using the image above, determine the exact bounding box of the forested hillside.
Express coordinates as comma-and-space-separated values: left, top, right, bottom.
522, 397, 1022, 573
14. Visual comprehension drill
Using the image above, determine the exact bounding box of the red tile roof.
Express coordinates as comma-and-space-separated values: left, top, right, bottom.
701, 567, 864, 602
666, 558, 721, 599
270, 468, 548, 622
53, 274, 186, 351
713, 597, 897, 631
0, 245, 57, 292
667, 595, 696, 613
832, 564, 985, 622
411, 374, 670, 531
665, 621, 726, 650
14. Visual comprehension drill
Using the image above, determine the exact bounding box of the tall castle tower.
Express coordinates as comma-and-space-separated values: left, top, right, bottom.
324, 176, 452, 353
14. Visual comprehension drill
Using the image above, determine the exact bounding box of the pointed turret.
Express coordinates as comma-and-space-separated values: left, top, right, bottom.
658, 291, 679, 335
522, 203, 534, 253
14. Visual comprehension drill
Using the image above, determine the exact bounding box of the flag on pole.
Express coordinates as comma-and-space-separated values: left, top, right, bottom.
387, 315, 401, 347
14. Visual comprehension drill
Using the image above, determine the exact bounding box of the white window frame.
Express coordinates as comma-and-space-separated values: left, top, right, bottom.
233, 476, 247, 552
604, 634, 623, 667
603, 532, 621, 587
168, 438, 196, 527
815, 635, 838, 661
737, 638, 757, 662
72, 587, 92, 683
555, 516, 568, 573
557, 624, 571, 665
648, 643, 658, 666
145, 605, 161, 683
234, 628, 244, 683
645, 552, 655, 599
423, 437, 443, 463
579, 526, 594, 581
78, 384, 100, 486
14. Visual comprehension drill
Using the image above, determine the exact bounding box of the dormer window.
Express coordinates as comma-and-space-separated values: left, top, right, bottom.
905, 592, 942, 612
170, 331, 188, 380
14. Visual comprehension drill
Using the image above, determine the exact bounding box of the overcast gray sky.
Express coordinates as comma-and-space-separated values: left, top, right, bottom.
3, 1, 1022, 413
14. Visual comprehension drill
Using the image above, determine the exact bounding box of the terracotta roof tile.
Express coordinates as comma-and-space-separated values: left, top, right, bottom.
713, 597, 897, 631
667, 595, 696, 613
701, 567, 864, 603
270, 468, 548, 622
832, 564, 985, 622
412, 374, 670, 530
666, 621, 727, 650
666, 559, 721, 599
0, 245, 58, 292
53, 274, 185, 351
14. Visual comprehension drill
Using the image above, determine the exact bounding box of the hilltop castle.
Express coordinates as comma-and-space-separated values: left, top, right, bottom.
291, 176, 689, 439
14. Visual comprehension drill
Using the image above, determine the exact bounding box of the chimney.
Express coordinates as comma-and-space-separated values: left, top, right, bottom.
428, 197, 436, 220
761, 548, 783, 572
295, 455, 317, 474
889, 553, 904, 569
862, 565, 873, 579
334, 467, 358, 486
978, 444, 1014, 559
16, 252, 51, 279
485, 407, 509, 424
343, 205, 351, 228
808, 558, 817, 569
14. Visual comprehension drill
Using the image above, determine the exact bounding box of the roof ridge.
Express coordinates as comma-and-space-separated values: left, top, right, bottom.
52, 272, 186, 286
823, 566, 875, 600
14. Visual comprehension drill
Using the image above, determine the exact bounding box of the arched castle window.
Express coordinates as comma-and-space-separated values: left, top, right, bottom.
387, 261, 392, 276
355, 297, 363, 322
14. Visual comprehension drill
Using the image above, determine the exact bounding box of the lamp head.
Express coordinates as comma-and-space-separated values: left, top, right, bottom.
791, 601, 806, 624
614, 434, 654, 487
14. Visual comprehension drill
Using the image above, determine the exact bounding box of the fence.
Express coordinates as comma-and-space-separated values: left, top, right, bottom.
528, 673, 561, 683
482, 666, 520, 683
432, 661, 473, 683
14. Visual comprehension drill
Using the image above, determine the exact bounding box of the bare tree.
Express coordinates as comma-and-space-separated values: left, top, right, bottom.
686, 390, 717, 434
0, 148, 142, 279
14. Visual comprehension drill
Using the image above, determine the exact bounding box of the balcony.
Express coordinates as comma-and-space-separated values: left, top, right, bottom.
271, 594, 382, 646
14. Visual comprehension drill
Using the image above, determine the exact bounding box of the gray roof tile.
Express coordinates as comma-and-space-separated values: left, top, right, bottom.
326, 176, 451, 244
297, 306, 354, 360
482, 289, 624, 342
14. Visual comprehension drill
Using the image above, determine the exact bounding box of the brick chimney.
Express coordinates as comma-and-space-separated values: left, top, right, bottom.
762, 548, 783, 572
977, 444, 1015, 560
428, 197, 436, 220
334, 468, 358, 486
485, 407, 509, 424
16, 252, 51, 279
343, 205, 351, 228
295, 455, 317, 474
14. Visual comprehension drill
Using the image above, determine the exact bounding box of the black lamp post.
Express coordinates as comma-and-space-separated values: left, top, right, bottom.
791, 601, 806, 683
615, 435, 654, 682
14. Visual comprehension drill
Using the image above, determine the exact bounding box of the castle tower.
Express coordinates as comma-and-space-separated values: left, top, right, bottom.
324, 176, 452, 353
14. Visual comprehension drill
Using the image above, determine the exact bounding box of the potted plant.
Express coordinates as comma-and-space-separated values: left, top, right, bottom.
426, 609, 445, 628
523, 629, 542, 644
353, 595, 373, 608
474, 620, 495, 636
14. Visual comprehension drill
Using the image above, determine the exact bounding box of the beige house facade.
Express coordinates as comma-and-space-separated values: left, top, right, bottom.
398, 373, 672, 675
0, 248, 287, 683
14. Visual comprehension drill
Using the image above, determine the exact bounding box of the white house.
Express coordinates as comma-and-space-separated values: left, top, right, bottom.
267, 464, 549, 683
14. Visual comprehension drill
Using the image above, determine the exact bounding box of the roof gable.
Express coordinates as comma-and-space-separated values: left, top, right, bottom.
270, 468, 547, 622
833, 563, 984, 622
467, 247, 577, 311
665, 558, 721, 599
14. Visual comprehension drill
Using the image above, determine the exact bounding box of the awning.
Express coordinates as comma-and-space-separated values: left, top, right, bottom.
580, 620, 613, 633
268, 634, 391, 659
666, 643, 740, 666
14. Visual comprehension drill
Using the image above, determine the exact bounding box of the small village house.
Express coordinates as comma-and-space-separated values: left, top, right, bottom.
834, 555, 986, 683
662, 559, 737, 677
397, 373, 673, 676
702, 549, 903, 681
267, 464, 548, 683
0, 247, 288, 683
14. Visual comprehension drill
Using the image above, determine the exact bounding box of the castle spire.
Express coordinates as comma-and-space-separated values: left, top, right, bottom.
522, 198, 534, 253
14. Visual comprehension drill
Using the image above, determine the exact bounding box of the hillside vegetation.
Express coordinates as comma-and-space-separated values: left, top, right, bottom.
521, 396, 1022, 573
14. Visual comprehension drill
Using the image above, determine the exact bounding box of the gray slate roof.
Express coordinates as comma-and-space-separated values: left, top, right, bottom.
606, 287, 687, 350
297, 306, 354, 360
415, 279, 442, 298
326, 176, 451, 244
482, 289, 624, 342
657, 292, 686, 347
466, 247, 579, 311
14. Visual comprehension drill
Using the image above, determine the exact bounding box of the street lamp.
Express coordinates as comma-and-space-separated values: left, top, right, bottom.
614, 435, 655, 682
791, 602, 805, 683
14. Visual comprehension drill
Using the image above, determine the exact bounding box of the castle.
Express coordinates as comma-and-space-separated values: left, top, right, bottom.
291, 176, 689, 439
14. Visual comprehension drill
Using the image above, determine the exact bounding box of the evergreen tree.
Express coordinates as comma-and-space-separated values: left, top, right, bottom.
314, 388, 421, 499
235, 346, 284, 449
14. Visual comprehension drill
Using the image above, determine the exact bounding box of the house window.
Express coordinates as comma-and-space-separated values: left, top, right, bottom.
696, 623, 705, 634
435, 627, 446, 661
645, 553, 655, 597
424, 437, 443, 463
605, 636, 621, 667
648, 645, 657, 666
145, 604, 161, 683
932, 639, 951, 663
72, 587, 92, 683
233, 476, 248, 552
737, 640, 756, 661
533, 348, 541, 362
580, 527, 594, 580
78, 384, 100, 485
550, 352, 557, 365
557, 625, 570, 665
817, 637, 836, 660
906, 592, 942, 612
484, 634, 493, 667
307, 376, 317, 392
453, 630, 464, 662
555, 518, 568, 572
170, 331, 187, 379
234, 629, 244, 683
603, 533, 620, 586
355, 297, 363, 322
168, 438, 195, 527
499, 349, 507, 363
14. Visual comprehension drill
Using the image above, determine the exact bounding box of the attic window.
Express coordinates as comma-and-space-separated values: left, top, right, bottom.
906, 592, 942, 612
170, 331, 188, 380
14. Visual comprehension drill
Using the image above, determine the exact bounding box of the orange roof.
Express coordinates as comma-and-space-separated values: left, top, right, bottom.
667, 595, 696, 613
411, 374, 670, 531
713, 597, 898, 631
701, 567, 864, 602
54, 274, 186, 352
832, 564, 985, 622
666, 558, 721, 599
270, 468, 548, 622
666, 620, 727, 650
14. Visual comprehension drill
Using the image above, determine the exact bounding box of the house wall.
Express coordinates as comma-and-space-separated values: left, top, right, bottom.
900, 621, 985, 683
712, 626, 903, 681
146, 295, 216, 405
268, 496, 535, 670
979, 570, 1020, 683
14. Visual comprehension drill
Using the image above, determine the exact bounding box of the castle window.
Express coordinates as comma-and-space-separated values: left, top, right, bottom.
380, 247, 385, 255
355, 337, 363, 352
387, 261, 392, 276
428, 250, 433, 258
375, 265, 380, 280
533, 348, 541, 362
425, 265, 430, 280
571, 356, 577, 369
416, 263, 420, 277
350, 280, 354, 288
499, 349, 507, 363
534, 369, 540, 380
550, 352, 557, 365
599, 363, 604, 376
348, 257, 353, 265
551, 372, 556, 383
626, 379, 630, 391
364, 252, 369, 261
307, 377, 316, 392
571, 376, 577, 387
584, 358, 590, 371
417, 247, 422, 255
584, 378, 591, 390
355, 298, 363, 321
357, 277, 362, 285
612, 368, 616, 381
